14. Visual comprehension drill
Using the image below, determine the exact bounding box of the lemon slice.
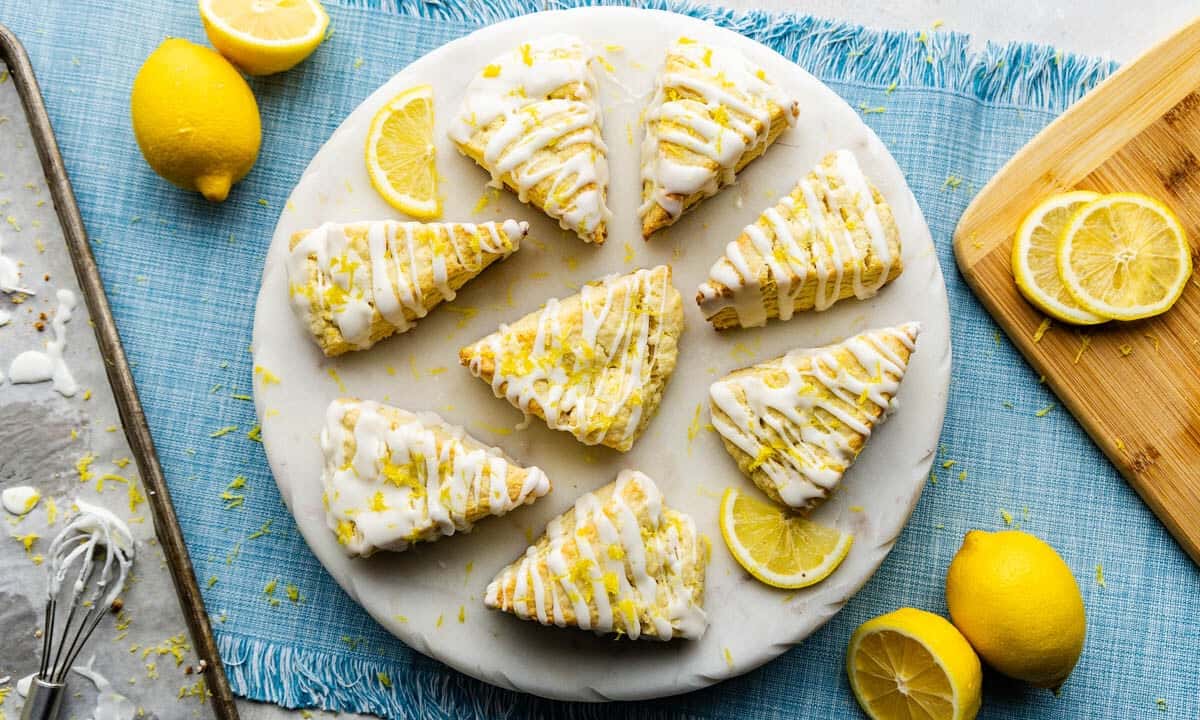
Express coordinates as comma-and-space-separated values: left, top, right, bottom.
199, 0, 330, 76
718, 487, 852, 589
365, 84, 442, 220
1011, 191, 1105, 325
847, 608, 983, 720
1058, 192, 1192, 321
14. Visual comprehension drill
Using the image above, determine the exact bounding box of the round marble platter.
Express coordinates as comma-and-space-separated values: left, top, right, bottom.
251, 6, 951, 702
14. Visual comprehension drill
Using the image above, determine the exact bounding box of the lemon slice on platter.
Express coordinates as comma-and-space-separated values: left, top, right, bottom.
718, 487, 853, 589
1011, 191, 1106, 325
365, 84, 442, 220
847, 608, 983, 720
199, 0, 330, 76
1058, 192, 1192, 321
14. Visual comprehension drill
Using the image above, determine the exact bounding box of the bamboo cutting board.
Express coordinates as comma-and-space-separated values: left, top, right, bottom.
955, 16, 1200, 565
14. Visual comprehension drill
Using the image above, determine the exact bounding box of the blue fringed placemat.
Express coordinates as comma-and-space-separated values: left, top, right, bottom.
3, 0, 1198, 717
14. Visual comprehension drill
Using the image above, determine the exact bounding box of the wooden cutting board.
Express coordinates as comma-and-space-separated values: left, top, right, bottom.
954, 16, 1200, 565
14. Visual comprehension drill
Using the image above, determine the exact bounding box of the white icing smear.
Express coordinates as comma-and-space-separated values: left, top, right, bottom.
485, 469, 708, 640
1, 485, 41, 515
0, 231, 35, 295
461, 265, 678, 452
698, 149, 901, 326
74, 657, 137, 720
286, 219, 525, 352
639, 37, 798, 229
15, 672, 34, 698
448, 34, 611, 242
320, 398, 550, 556
8, 288, 78, 396
709, 323, 920, 510
0, 308, 11, 326
47, 499, 135, 608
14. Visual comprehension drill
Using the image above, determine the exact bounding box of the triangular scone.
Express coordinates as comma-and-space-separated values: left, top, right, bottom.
287, 219, 526, 356
639, 37, 799, 239
698, 150, 904, 329
448, 35, 610, 244
320, 398, 551, 557
709, 323, 920, 512
459, 265, 682, 453
485, 470, 708, 640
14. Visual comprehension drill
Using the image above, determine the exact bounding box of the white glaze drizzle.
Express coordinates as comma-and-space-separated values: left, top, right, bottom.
286, 219, 525, 351
698, 150, 899, 326
639, 38, 797, 225
485, 470, 707, 640
1, 485, 41, 515
709, 323, 920, 509
449, 34, 611, 242
8, 288, 78, 396
320, 398, 550, 556
462, 266, 676, 452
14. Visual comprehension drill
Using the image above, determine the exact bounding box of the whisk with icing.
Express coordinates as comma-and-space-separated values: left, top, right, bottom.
22, 500, 135, 720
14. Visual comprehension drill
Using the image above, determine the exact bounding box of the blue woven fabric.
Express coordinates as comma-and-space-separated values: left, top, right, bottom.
3, 0, 1198, 717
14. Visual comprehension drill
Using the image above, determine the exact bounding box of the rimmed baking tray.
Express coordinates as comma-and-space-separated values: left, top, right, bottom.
0, 21, 238, 720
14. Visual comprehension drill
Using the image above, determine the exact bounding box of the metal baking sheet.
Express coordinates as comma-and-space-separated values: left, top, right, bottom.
0, 21, 237, 719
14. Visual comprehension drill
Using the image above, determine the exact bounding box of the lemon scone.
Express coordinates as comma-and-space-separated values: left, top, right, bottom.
448, 35, 610, 244
320, 398, 551, 557
485, 469, 708, 640
459, 265, 683, 452
639, 37, 799, 239
697, 150, 904, 329
709, 323, 920, 511
286, 219, 526, 356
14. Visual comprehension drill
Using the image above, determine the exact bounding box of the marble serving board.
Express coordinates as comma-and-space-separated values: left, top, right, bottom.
251, 7, 951, 702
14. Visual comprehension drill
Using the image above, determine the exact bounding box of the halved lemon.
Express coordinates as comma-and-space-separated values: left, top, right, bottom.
847, 608, 983, 720
365, 84, 441, 220
1012, 191, 1105, 325
199, 0, 330, 76
1058, 192, 1192, 321
718, 487, 853, 589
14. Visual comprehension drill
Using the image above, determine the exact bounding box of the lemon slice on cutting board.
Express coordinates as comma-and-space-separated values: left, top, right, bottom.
199, 0, 330, 76
365, 84, 442, 220
847, 608, 983, 720
1012, 191, 1106, 325
718, 487, 853, 589
1058, 192, 1192, 321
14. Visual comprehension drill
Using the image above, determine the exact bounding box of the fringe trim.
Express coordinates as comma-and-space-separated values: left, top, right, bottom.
329, 0, 1116, 114
216, 631, 696, 718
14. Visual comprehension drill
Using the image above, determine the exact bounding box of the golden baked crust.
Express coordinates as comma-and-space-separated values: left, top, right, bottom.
639, 37, 798, 239
485, 470, 708, 640
709, 324, 920, 512
286, 219, 525, 356
448, 35, 609, 244
459, 265, 683, 453
698, 150, 903, 329
321, 398, 551, 557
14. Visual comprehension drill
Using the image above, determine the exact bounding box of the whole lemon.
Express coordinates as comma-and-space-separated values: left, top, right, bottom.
131, 39, 261, 202
945, 530, 1085, 689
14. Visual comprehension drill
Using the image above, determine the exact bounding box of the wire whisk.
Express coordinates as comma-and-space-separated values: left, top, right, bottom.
22, 499, 134, 720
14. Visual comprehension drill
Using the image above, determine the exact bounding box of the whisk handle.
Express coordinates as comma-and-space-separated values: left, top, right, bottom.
20, 677, 66, 720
